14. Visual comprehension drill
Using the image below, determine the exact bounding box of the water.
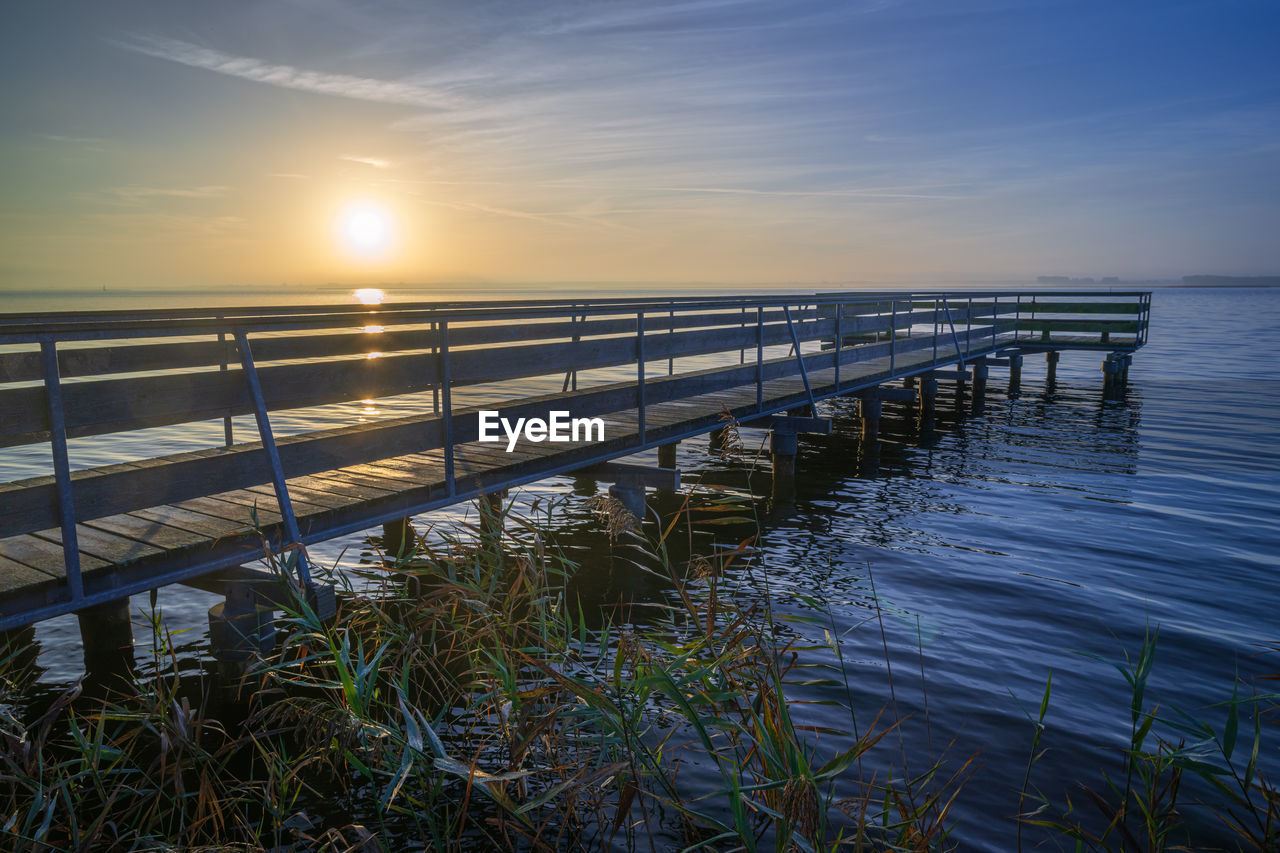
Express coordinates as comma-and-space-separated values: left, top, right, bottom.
3, 285, 1278, 849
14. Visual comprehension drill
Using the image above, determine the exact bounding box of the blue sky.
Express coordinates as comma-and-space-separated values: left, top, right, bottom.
2, 0, 1277, 289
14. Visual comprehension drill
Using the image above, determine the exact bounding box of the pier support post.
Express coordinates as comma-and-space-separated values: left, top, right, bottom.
1008, 354, 1023, 396
479, 490, 508, 540
770, 430, 798, 480
1046, 350, 1060, 386
768, 430, 798, 506
860, 391, 882, 445
658, 441, 678, 470
209, 582, 276, 663
920, 373, 938, 431
77, 597, 134, 677
382, 516, 414, 558
971, 358, 988, 414
608, 476, 647, 521
582, 463, 678, 523
1102, 353, 1126, 400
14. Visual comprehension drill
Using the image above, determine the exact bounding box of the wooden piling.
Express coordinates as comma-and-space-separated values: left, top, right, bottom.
920, 374, 938, 431
658, 441, 678, 469
382, 516, 413, 557
479, 490, 507, 539
77, 598, 134, 677
972, 358, 988, 414
770, 430, 798, 479
607, 478, 647, 520
1008, 354, 1023, 395
1046, 350, 1060, 385
861, 392, 882, 444
208, 582, 275, 663
1102, 353, 1123, 399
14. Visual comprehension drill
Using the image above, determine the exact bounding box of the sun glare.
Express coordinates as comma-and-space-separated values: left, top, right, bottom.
354, 289, 385, 306
338, 202, 394, 258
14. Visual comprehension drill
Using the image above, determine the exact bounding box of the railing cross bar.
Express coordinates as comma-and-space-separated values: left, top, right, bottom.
39, 339, 85, 601
942, 297, 965, 369
233, 329, 312, 587
783, 305, 817, 413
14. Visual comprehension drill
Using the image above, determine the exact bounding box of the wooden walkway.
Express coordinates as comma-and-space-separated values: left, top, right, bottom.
0, 291, 1150, 629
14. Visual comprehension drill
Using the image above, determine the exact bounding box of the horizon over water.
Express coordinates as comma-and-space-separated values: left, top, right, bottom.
2, 284, 1278, 849
0, 278, 1177, 314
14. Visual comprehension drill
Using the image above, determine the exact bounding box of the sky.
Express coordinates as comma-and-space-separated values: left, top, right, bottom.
2, 0, 1278, 292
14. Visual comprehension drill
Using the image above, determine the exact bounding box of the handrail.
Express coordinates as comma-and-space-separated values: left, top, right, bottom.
0, 289, 1152, 343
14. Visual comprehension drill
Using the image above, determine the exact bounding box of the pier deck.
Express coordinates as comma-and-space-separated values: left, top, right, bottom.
0, 291, 1150, 630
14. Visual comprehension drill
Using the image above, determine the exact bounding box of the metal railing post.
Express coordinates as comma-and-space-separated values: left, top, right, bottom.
668, 302, 675, 376
966, 297, 973, 358
636, 311, 646, 444
234, 330, 312, 587
562, 309, 576, 392
217, 321, 233, 446
993, 295, 999, 347
834, 301, 842, 391
432, 320, 440, 414
889, 299, 897, 376
572, 305, 581, 391
756, 306, 764, 411
40, 339, 84, 602
933, 297, 939, 364
439, 321, 454, 496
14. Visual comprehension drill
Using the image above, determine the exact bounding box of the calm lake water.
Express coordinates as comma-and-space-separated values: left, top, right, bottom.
3, 284, 1278, 849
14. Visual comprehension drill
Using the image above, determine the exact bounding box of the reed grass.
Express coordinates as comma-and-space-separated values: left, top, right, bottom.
0, 433, 1274, 850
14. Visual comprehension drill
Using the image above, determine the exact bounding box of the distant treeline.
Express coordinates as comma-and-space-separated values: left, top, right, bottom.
1182, 275, 1280, 287
1037, 275, 1121, 284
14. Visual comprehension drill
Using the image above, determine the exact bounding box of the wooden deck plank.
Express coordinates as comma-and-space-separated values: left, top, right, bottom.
34, 524, 165, 568
0, 556, 57, 594
0, 534, 112, 579
130, 505, 257, 540
280, 473, 400, 502
85, 512, 215, 553
168, 494, 282, 528
245, 482, 359, 512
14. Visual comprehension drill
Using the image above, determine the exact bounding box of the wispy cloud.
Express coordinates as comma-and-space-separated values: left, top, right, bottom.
108, 185, 230, 201
340, 155, 393, 169
650, 185, 966, 200
116, 34, 460, 109
42, 134, 111, 149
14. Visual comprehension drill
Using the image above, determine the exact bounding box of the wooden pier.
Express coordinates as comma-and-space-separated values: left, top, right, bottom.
0, 291, 1150, 647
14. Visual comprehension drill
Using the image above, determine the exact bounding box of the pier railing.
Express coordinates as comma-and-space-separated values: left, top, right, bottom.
0, 290, 1147, 626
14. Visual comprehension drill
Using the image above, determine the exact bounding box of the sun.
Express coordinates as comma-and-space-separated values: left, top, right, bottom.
337, 201, 394, 258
